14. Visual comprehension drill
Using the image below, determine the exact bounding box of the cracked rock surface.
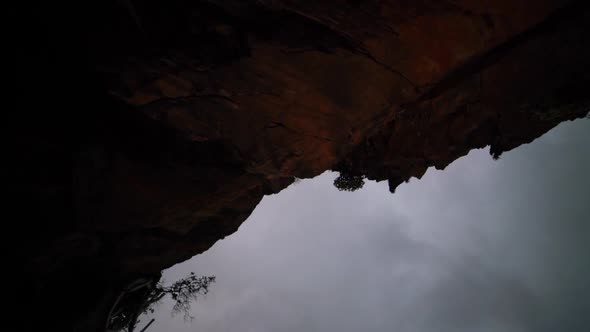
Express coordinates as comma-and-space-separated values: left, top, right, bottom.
9, 1, 589, 330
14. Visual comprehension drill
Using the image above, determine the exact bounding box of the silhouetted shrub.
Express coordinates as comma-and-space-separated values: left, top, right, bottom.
107, 273, 215, 331
333, 173, 365, 191
162, 273, 215, 321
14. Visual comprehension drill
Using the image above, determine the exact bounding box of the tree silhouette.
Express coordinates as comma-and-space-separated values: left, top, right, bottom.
333, 172, 365, 191
148, 273, 216, 321
106, 273, 215, 332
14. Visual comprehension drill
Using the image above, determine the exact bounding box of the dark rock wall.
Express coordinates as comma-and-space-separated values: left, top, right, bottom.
9, 1, 589, 330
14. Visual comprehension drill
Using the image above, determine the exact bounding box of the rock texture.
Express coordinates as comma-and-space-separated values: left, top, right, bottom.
9, 0, 589, 330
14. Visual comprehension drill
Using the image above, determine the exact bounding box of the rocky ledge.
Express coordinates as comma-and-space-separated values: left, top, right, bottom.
9, 0, 589, 330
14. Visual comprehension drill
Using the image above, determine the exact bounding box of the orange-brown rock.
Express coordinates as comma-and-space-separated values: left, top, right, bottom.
9, 1, 589, 330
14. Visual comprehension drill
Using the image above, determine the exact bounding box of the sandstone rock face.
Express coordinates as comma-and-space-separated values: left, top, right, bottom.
10, 0, 589, 330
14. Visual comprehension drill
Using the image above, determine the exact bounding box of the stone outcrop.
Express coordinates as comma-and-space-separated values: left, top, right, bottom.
9, 0, 589, 330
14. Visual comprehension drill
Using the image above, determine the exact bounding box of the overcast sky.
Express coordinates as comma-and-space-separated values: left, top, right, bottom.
142, 118, 589, 332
